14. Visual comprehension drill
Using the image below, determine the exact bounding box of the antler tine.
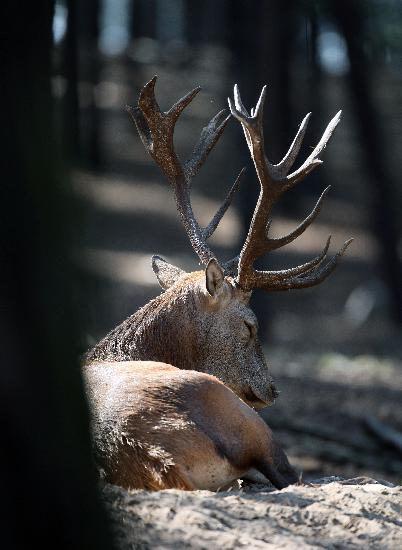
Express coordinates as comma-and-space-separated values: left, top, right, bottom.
252, 85, 267, 122
137, 75, 160, 116
127, 76, 239, 267
265, 186, 331, 252
185, 108, 231, 182
262, 238, 354, 291
283, 110, 342, 191
203, 167, 246, 240
275, 112, 311, 177
226, 83, 351, 292
234, 84, 250, 117
232, 85, 256, 151
260, 236, 332, 282
166, 86, 202, 122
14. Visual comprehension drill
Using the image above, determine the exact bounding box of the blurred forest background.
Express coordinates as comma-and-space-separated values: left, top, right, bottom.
59, 0, 402, 354
2, 1, 402, 547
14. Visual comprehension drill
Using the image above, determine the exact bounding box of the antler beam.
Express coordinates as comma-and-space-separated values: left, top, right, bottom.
227, 84, 352, 291
126, 76, 242, 266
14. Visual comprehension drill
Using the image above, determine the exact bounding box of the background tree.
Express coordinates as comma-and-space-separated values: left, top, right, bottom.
332, 0, 402, 323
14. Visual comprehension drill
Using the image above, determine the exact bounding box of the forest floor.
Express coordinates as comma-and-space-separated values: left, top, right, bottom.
264, 349, 402, 485
102, 477, 402, 549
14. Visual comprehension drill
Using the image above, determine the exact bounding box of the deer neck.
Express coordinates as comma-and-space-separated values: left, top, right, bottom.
86, 286, 200, 370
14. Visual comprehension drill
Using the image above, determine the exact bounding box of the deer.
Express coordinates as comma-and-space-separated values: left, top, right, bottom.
83, 77, 352, 491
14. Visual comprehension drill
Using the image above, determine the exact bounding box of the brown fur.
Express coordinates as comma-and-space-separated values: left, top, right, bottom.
85, 263, 297, 491
86, 274, 202, 368
84, 361, 297, 491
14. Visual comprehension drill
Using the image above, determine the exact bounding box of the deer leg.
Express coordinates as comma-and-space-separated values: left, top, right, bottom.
255, 461, 289, 490
271, 436, 299, 486
253, 436, 299, 489
243, 456, 297, 490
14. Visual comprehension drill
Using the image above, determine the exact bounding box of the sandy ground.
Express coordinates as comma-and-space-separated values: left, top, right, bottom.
102, 476, 402, 549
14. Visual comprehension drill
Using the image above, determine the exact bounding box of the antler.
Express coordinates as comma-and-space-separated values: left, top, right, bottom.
227, 84, 353, 291
126, 76, 243, 266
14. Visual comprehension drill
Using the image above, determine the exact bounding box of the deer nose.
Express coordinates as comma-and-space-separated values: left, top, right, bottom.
246, 380, 279, 408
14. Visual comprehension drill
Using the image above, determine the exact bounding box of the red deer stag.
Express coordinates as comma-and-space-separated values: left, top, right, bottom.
84, 78, 352, 491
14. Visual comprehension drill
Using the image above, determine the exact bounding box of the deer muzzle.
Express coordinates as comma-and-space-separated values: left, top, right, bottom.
245, 381, 279, 409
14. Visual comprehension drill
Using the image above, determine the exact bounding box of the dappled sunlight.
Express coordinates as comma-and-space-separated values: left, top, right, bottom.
74, 170, 371, 281
270, 218, 376, 261
78, 248, 202, 287
61, 0, 402, 495
78, 248, 158, 286
268, 347, 402, 391
73, 171, 242, 247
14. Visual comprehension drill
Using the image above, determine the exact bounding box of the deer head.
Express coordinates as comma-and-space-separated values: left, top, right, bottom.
88, 77, 352, 409
149, 255, 272, 407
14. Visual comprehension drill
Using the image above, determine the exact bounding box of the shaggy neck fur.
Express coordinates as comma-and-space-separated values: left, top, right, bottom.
86, 276, 202, 369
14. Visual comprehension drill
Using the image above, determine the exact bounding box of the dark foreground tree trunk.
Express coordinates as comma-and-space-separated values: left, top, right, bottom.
0, 2, 115, 548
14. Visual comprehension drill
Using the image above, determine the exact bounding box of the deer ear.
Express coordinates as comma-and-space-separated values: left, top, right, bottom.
151, 255, 186, 290
205, 258, 224, 296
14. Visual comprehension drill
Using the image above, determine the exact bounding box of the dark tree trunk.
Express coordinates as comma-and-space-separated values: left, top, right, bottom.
185, 0, 227, 45
332, 0, 402, 323
130, 0, 157, 39
299, 3, 326, 206
258, 0, 294, 167
62, 0, 81, 161
78, 0, 101, 168
0, 2, 115, 548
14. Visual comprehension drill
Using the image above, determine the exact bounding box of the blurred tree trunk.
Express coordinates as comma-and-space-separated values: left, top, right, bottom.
131, 0, 156, 38
78, 0, 101, 168
130, 0, 157, 39
184, 0, 204, 45
332, 0, 402, 323
258, 0, 294, 165
301, 3, 326, 204
62, 0, 81, 161
0, 2, 115, 548
227, 0, 297, 338
185, 0, 226, 45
